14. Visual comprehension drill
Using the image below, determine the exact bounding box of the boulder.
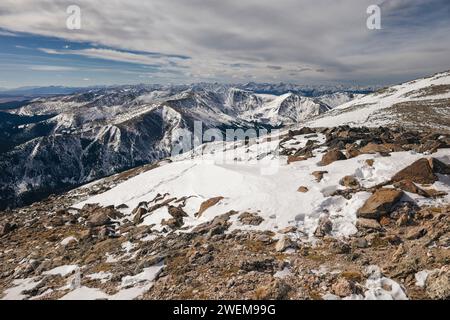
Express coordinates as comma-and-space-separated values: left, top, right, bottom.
297, 186, 309, 193
275, 235, 295, 252
132, 207, 147, 225
168, 206, 188, 220
359, 143, 392, 154
357, 188, 404, 219
287, 155, 307, 164
391, 158, 437, 184
312, 171, 328, 182
356, 218, 382, 231
320, 150, 347, 166
339, 176, 360, 189
238, 212, 264, 226
254, 279, 291, 300
393, 179, 429, 197
332, 278, 358, 297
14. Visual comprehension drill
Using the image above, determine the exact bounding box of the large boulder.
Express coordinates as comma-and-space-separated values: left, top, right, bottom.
391, 158, 437, 184
357, 188, 404, 220
320, 150, 347, 166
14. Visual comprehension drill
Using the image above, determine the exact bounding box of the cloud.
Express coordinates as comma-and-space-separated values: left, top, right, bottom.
29, 65, 79, 71
39, 47, 184, 67
0, 0, 449, 84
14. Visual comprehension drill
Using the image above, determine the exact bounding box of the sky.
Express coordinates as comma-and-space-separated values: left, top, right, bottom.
0, 0, 449, 88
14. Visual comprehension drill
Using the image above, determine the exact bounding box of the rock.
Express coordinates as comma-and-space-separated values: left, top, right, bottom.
87, 206, 122, 227
396, 213, 410, 226
289, 127, 314, 136
359, 143, 392, 154
330, 240, 351, 254
332, 278, 357, 297
393, 179, 429, 197
365, 159, 375, 167
196, 197, 224, 217
339, 176, 360, 188
314, 216, 333, 237
320, 149, 347, 166
79, 229, 92, 241
240, 257, 275, 273
391, 243, 406, 262
192, 211, 237, 234
352, 238, 368, 249
287, 156, 307, 164
357, 188, 404, 220
345, 147, 360, 159
275, 235, 295, 252
391, 158, 437, 184
254, 279, 291, 300
426, 268, 449, 299
379, 216, 391, 226
88, 212, 112, 227
297, 186, 309, 193
428, 158, 450, 174
280, 226, 297, 234
356, 218, 382, 231
97, 225, 117, 240
238, 212, 264, 226
0, 222, 17, 236
312, 171, 328, 182
132, 207, 147, 225
116, 204, 129, 209
405, 227, 427, 240
168, 206, 188, 220
161, 218, 183, 230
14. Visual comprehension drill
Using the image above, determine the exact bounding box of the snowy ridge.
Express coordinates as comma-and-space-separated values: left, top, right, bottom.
307, 71, 450, 128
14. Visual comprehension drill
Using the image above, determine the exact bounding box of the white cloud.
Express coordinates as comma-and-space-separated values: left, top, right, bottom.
29, 65, 79, 71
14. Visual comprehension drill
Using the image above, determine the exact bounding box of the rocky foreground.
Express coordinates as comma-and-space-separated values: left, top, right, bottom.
0, 126, 449, 300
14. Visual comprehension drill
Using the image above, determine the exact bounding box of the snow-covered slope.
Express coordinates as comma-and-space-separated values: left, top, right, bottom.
307, 71, 450, 129
75, 129, 450, 239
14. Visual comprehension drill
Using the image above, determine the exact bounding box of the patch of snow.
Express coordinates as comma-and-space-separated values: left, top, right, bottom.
1, 278, 41, 300
43, 265, 79, 277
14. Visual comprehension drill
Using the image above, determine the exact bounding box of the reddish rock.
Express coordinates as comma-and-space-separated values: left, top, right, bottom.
357, 188, 404, 219
297, 186, 309, 193
320, 150, 347, 166
393, 179, 429, 197
312, 171, 328, 182
391, 158, 437, 184
196, 197, 224, 217
287, 155, 307, 164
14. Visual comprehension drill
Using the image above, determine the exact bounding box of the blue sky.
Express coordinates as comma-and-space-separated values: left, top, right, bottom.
0, 0, 449, 88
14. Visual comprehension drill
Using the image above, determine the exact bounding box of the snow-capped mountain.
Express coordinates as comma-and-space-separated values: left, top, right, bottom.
0, 85, 333, 209
307, 71, 450, 129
